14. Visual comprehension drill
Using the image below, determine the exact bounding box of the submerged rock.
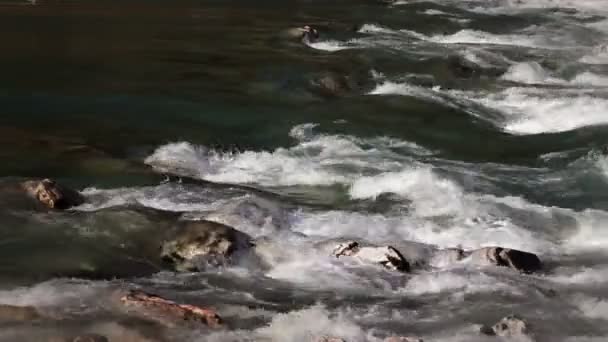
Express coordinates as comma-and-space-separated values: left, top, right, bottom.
308, 72, 354, 98
119, 290, 222, 328
160, 220, 254, 271
332, 241, 410, 272
470, 247, 542, 273
21, 178, 84, 209
0, 304, 41, 322
481, 315, 529, 337
283, 25, 319, 44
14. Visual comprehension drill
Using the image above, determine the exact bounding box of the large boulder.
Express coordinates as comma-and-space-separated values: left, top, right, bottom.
332, 241, 410, 272
160, 220, 254, 271
21, 178, 84, 209
470, 247, 542, 273
481, 315, 529, 337
119, 290, 222, 328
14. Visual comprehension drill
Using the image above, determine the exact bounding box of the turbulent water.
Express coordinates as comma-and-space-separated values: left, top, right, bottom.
2, 0, 608, 341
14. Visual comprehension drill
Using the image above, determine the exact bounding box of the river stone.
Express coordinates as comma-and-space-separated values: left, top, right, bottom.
161, 220, 253, 271
332, 241, 410, 272
21, 178, 85, 209
470, 247, 542, 273
481, 315, 529, 337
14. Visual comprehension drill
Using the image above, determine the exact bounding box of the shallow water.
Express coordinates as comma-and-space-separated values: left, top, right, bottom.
2, 0, 608, 341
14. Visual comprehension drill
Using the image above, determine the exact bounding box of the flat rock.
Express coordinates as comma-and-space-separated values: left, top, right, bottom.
119, 290, 222, 328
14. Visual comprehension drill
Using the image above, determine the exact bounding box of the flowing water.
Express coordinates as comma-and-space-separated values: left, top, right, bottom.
2, 0, 608, 341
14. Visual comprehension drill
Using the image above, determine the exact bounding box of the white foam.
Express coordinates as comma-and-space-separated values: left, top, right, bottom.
571, 72, 608, 87
256, 304, 375, 342
358, 24, 397, 35
462, 87, 608, 134
428, 29, 546, 48
145, 124, 428, 188
573, 295, 608, 319
307, 40, 357, 52
501, 62, 557, 84
349, 167, 470, 218
399, 270, 518, 296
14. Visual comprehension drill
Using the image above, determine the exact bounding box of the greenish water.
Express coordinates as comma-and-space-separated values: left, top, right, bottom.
2, 0, 608, 341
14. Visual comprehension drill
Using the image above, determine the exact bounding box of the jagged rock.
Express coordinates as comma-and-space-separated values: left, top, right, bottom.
384, 337, 424, 342
119, 290, 222, 328
21, 178, 84, 209
332, 241, 410, 272
470, 247, 542, 273
481, 315, 529, 337
0, 304, 41, 322
160, 220, 254, 271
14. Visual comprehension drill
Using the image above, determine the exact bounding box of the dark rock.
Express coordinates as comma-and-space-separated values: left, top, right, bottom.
119, 290, 222, 328
332, 241, 410, 272
21, 178, 84, 209
309, 72, 354, 98
481, 315, 529, 337
470, 247, 542, 273
160, 220, 253, 271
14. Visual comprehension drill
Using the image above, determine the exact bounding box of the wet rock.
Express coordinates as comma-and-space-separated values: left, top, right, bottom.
332, 241, 410, 272
0, 304, 42, 322
119, 290, 222, 328
309, 72, 354, 98
481, 315, 529, 337
470, 247, 542, 273
160, 220, 254, 271
21, 178, 84, 209
384, 337, 424, 342
283, 25, 319, 44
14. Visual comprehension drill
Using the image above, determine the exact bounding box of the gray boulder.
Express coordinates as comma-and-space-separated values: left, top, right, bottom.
160, 220, 254, 271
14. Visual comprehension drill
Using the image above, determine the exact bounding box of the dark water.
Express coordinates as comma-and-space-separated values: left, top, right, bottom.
2, 0, 608, 341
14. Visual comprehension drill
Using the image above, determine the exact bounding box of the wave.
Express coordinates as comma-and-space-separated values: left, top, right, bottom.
145, 124, 430, 188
